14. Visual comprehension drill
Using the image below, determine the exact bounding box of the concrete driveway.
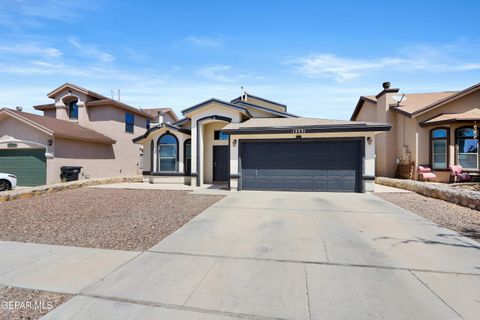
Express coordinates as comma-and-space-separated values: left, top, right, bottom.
45, 191, 480, 320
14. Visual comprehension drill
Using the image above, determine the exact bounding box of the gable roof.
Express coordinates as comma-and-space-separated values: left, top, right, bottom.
231, 100, 298, 118
41, 83, 153, 119
230, 93, 287, 108
47, 83, 108, 100
350, 96, 377, 120
0, 108, 116, 144
350, 90, 464, 120
399, 82, 480, 117
181, 98, 252, 117
391, 91, 459, 117
222, 117, 391, 134
132, 123, 191, 143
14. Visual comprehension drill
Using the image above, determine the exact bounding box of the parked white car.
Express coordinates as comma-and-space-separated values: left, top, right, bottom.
0, 173, 17, 191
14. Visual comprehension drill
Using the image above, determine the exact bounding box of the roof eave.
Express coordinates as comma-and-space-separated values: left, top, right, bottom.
53, 133, 116, 144
223, 124, 392, 135
410, 82, 480, 118
181, 98, 251, 117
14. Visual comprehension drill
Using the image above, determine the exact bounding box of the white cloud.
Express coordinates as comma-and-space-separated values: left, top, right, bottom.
289, 46, 480, 81
197, 65, 260, 84
0, 0, 100, 24
197, 65, 234, 83
185, 35, 223, 48
0, 42, 62, 58
68, 38, 115, 63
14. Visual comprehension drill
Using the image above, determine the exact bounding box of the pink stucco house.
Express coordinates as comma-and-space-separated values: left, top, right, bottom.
0, 83, 177, 186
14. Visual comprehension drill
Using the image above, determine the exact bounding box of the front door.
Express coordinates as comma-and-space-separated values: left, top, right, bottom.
213, 146, 229, 182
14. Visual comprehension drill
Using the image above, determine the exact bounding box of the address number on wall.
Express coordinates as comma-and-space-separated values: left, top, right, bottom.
292, 129, 306, 133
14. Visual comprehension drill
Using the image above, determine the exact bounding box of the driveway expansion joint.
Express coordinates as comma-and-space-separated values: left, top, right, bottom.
80, 293, 289, 320
147, 250, 480, 277
409, 271, 464, 319
304, 265, 312, 320
181, 259, 217, 306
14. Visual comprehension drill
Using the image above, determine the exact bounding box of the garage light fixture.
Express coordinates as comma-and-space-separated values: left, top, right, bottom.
232, 139, 237, 147
367, 137, 372, 145
48, 139, 53, 146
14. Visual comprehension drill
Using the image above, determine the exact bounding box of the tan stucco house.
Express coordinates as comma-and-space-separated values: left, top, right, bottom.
351, 82, 480, 182
0, 83, 177, 186
133, 92, 391, 193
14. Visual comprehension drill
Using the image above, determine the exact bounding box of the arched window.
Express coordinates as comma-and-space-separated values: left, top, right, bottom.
430, 128, 448, 169
184, 139, 191, 174
68, 101, 78, 119
456, 127, 478, 169
158, 133, 178, 172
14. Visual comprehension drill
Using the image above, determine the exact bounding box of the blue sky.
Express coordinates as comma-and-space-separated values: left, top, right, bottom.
0, 0, 479, 119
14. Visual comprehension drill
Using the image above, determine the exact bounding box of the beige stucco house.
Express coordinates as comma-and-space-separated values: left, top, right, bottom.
0, 83, 177, 186
351, 81, 480, 182
134, 92, 391, 193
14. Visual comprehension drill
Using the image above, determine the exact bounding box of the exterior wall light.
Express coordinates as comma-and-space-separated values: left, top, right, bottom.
232, 139, 237, 147
367, 137, 373, 145
48, 139, 53, 146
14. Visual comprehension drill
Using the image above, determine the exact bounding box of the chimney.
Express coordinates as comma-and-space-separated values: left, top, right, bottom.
157, 110, 164, 124
15, 106, 22, 112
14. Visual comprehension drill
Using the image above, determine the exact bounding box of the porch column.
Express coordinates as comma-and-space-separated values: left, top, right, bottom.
152, 139, 158, 172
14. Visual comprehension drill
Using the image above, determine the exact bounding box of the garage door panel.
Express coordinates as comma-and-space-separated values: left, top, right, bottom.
0, 149, 46, 186
240, 140, 361, 192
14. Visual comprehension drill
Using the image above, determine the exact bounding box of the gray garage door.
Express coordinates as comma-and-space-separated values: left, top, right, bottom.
240, 140, 362, 192
0, 149, 46, 186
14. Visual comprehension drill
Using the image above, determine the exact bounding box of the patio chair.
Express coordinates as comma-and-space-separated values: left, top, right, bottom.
418, 165, 437, 181
449, 165, 471, 183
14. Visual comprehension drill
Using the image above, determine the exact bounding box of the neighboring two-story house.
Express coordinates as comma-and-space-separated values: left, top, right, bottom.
351, 81, 480, 182
0, 83, 176, 186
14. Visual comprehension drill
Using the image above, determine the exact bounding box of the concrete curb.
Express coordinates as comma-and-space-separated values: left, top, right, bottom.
375, 177, 480, 210
0, 176, 143, 203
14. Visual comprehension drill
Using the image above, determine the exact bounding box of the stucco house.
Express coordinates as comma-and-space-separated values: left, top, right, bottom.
133, 92, 391, 193
0, 83, 177, 186
351, 81, 480, 182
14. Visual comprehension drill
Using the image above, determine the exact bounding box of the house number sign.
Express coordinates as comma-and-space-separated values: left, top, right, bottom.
292, 128, 306, 134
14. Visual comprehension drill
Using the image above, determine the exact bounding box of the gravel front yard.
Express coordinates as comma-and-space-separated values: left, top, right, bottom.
375, 192, 480, 240
0, 286, 72, 320
0, 188, 223, 251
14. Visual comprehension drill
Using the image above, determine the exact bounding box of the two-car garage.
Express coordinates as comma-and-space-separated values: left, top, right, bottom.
240, 139, 363, 192
223, 117, 391, 193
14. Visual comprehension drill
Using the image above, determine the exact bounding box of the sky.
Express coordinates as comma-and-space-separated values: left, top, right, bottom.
0, 0, 479, 120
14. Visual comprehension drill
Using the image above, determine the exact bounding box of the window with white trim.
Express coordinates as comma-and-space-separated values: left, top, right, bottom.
431, 128, 448, 169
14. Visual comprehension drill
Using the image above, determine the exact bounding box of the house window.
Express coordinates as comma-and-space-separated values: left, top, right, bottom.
68, 101, 78, 119
158, 133, 178, 172
184, 139, 191, 174
214, 130, 229, 140
456, 127, 478, 169
431, 128, 448, 169
146, 119, 151, 130
125, 112, 135, 133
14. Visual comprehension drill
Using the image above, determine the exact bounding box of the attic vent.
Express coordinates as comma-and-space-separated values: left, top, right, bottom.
15, 106, 22, 112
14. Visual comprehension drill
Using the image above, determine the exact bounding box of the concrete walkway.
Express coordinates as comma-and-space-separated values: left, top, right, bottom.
0, 241, 139, 294
3, 191, 478, 319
